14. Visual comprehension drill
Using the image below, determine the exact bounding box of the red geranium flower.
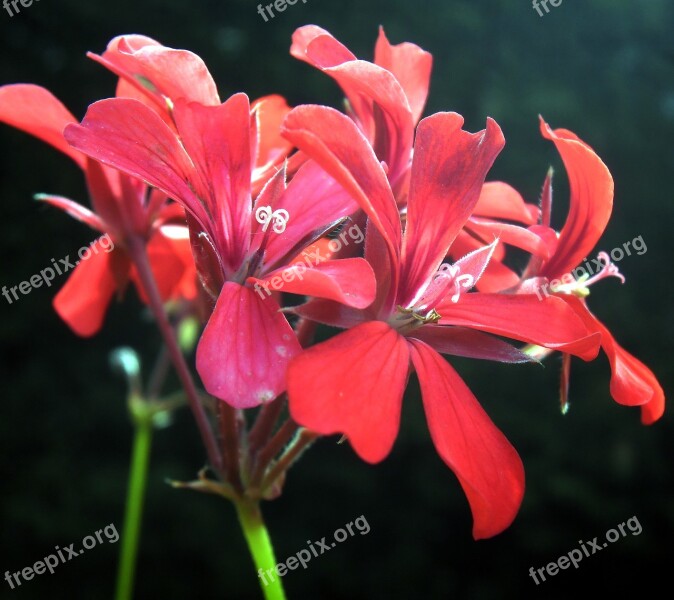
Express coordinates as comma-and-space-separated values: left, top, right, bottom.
64, 93, 376, 408
282, 105, 600, 538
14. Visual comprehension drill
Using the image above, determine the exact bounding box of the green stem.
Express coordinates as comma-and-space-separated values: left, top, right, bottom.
115, 403, 153, 600
235, 500, 286, 600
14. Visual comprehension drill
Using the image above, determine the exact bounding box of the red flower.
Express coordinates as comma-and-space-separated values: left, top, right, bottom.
521, 118, 665, 423
0, 84, 196, 336
282, 106, 600, 538
65, 94, 376, 408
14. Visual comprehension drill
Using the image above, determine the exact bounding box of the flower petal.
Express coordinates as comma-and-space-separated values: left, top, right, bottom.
53, 249, 126, 337
473, 182, 538, 224
437, 293, 601, 361
172, 95, 253, 271
250, 257, 376, 309
282, 105, 401, 285
539, 117, 613, 278
411, 326, 534, 363
408, 339, 525, 539
562, 296, 664, 423
287, 322, 409, 463
0, 84, 86, 169
374, 27, 432, 124
64, 98, 210, 229
196, 283, 301, 408
400, 114, 505, 305
90, 34, 220, 109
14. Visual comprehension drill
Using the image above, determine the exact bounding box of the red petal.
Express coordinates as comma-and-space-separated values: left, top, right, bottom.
36, 194, 107, 233
172, 95, 252, 271
53, 249, 125, 337
251, 94, 293, 178
408, 339, 525, 539
249, 257, 375, 309
539, 117, 613, 278
437, 293, 601, 360
196, 283, 301, 408
130, 228, 196, 303
374, 27, 433, 124
0, 84, 86, 169
400, 114, 505, 305
473, 182, 538, 224
64, 98, 210, 229
282, 105, 401, 283
465, 218, 552, 260
287, 322, 409, 463
563, 296, 664, 423
261, 160, 359, 268
90, 34, 220, 108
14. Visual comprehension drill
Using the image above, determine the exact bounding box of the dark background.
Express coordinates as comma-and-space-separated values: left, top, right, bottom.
1, 0, 672, 598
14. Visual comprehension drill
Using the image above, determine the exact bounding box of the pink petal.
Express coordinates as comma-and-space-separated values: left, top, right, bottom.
465, 218, 552, 260
249, 257, 376, 309
282, 105, 401, 281
261, 160, 359, 268
64, 98, 210, 230
196, 283, 301, 408
172, 95, 253, 271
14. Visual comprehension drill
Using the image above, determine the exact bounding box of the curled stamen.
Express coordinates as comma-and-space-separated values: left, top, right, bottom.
584, 251, 626, 287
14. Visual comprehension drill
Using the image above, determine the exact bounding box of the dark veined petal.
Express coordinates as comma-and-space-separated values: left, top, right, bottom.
399, 114, 505, 306
408, 339, 525, 540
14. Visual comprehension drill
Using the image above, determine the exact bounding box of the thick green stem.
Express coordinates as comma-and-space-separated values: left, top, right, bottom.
115, 404, 153, 600
235, 500, 286, 600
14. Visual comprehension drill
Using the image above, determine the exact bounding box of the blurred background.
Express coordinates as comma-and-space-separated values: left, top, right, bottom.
1, 0, 672, 598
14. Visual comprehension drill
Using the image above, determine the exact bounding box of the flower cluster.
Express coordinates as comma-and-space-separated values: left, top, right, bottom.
0, 26, 664, 541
